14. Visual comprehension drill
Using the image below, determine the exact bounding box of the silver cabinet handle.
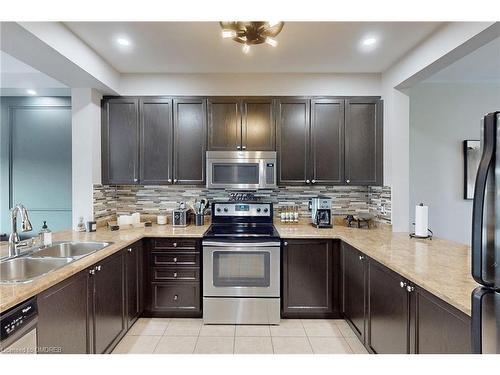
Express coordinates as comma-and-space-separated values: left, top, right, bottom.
359, 255, 365, 261
89, 269, 95, 275
173, 179, 178, 183
311, 179, 316, 184
96, 265, 102, 272
400, 281, 407, 288
173, 272, 178, 278
167, 178, 172, 183
406, 285, 415, 293
134, 178, 138, 182
242, 146, 246, 150
306, 179, 310, 184
173, 295, 178, 301
173, 257, 178, 263
237, 145, 241, 150
173, 242, 177, 247
283, 241, 288, 246
127, 248, 132, 253
346, 179, 351, 184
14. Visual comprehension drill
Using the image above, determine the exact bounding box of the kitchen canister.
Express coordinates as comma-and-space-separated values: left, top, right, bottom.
157, 214, 167, 225
195, 213, 204, 226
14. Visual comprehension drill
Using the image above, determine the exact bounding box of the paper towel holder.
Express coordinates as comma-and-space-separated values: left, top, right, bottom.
409, 225, 433, 240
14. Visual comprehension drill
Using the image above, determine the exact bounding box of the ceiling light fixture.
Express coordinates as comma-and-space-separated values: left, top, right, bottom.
116, 37, 131, 46
26, 89, 37, 95
362, 37, 377, 46
220, 21, 284, 53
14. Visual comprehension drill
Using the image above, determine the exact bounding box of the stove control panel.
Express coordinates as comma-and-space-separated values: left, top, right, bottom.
213, 203, 272, 217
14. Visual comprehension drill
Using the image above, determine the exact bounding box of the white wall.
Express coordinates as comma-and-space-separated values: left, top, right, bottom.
409, 82, 500, 245
119, 73, 381, 96
71, 88, 102, 228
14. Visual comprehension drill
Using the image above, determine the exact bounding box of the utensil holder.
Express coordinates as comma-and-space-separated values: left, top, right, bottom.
195, 213, 204, 226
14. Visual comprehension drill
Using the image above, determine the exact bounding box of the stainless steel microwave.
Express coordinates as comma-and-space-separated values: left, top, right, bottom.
206, 151, 277, 189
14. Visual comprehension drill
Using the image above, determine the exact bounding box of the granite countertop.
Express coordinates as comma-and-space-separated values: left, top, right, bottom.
0, 224, 210, 313
1, 222, 478, 317
275, 222, 478, 316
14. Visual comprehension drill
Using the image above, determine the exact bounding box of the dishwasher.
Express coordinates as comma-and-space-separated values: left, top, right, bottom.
0, 298, 38, 354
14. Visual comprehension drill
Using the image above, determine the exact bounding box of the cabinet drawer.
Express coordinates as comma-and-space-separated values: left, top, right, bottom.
152, 283, 200, 311
151, 252, 200, 267
152, 267, 200, 282
152, 238, 198, 250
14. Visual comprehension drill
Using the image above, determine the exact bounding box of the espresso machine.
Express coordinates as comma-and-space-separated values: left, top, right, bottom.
311, 196, 333, 228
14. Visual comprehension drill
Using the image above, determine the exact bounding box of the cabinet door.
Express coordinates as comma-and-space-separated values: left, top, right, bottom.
277, 99, 311, 185
411, 286, 471, 354
139, 98, 173, 184
173, 98, 207, 185
282, 239, 335, 318
241, 98, 275, 151
37, 270, 90, 354
207, 98, 241, 151
367, 259, 409, 354
126, 243, 144, 329
102, 98, 140, 184
341, 242, 367, 342
92, 252, 126, 354
311, 99, 345, 185
344, 98, 383, 186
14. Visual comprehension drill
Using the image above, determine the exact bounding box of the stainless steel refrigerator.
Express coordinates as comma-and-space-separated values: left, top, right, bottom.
471, 111, 500, 354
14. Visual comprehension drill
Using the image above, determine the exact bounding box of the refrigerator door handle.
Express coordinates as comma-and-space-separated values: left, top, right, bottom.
471, 287, 484, 354
471, 113, 496, 286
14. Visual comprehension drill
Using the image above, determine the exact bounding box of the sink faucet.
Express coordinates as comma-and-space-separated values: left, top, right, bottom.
8, 204, 33, 257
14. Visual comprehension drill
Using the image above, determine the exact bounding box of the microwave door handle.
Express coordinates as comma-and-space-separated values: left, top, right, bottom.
472, 114, 495, 286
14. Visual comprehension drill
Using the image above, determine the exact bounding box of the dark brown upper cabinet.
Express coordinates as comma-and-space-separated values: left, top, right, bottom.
102, 98, 140, 184
208, 98, 275, 151
173, 98, 207, 185
207, 98, 241, 151
311, 99, 345, 185
345, 98, 383, 186
139, 98, 173, 184
282, 239, 338, 318
277, 98, 311, 185
241, 98, 275, 151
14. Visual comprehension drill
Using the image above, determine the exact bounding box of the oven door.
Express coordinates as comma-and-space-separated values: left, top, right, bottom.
203, 242, 280, 297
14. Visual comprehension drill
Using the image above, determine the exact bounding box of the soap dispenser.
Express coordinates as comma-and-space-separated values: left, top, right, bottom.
39, 221, 52, 246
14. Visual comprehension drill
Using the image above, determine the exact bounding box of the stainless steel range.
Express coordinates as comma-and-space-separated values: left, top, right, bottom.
202, 201, 280, 325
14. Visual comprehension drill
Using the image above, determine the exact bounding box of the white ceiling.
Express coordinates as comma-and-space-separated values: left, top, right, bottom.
0, 51, 68, 91
425, 36, 500, 83
64, 22, 443, 74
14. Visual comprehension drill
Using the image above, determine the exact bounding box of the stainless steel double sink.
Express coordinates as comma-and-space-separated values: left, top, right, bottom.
0, 241, 112, 284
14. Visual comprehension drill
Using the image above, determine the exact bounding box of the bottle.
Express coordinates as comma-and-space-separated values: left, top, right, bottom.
76, 217, 86, 232
39, 221, 52, 246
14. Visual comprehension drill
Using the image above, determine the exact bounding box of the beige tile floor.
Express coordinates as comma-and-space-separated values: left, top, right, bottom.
112, 318, 369, 354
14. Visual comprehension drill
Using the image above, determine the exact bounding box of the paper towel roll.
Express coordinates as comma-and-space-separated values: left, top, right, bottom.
415, 204, 428, 237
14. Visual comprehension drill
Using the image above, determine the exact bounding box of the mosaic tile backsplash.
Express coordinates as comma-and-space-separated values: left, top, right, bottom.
93, 185, 392, 224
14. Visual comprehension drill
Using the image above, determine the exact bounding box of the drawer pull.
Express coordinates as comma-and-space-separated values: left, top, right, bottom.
400, 281, 407, 288
173, 257, 178, 263
359, 255, 365, 261
173, 295, 178, 301
127, 248, 132, 253
173, 272, 178, 278
173, 242, 177, 248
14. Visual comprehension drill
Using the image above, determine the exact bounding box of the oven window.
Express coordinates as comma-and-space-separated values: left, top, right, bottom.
213, 251, 270, 287
212, 163, 260, 184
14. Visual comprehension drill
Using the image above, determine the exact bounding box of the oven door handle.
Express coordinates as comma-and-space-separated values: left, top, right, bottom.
202, 241, 281, 247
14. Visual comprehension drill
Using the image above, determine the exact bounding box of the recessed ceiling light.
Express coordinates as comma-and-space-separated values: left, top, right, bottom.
362, 37, 377, 46
221, 29, 236, 39
116, 37, 131, 47
242, 44, 250, 54
26, 89, 37, 95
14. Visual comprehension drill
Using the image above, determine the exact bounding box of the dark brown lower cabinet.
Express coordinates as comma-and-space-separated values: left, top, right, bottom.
341, 242, 367, 343
144, 238, 202, 318
282, 239, 339, 318
410, 286, 471, 354
90, 251, 126, 354
367, 259, 409, 354
125, 241, 144, 329
37, 270, 90, 354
